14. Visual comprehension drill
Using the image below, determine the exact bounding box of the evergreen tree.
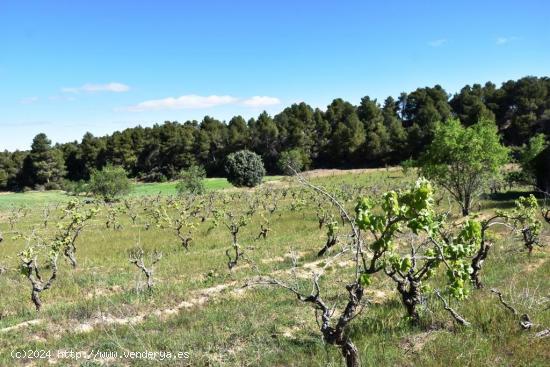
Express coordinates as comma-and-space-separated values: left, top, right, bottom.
249, 112, 279, 171
274, 102, 316, 162
382, 97, 408, 162
357, 96, 390, 163
227, 116, 249, 152
450, 84, 495, 126
1, 76, 549, 191
79, 132, 105, 180
325, 99, 365, 165
400, 85, 452, 157
23, 133, 66, 188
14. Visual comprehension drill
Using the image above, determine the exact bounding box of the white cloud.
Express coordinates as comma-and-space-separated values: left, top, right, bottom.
125, 95, 238, 112
242, 96, 281, 107
428, 39, 446, 47
62, 82, 130, 93
123, 94, 281, 112
496, 36, 518, 45
19, 96, 39, 104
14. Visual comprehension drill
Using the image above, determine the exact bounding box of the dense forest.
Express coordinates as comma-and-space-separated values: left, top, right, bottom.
1, 76, 549, 191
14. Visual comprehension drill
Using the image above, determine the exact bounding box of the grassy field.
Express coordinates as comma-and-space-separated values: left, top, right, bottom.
0, 170, 548, 366
0, 191, 71, 210
0, 176, 283, 209
131, 176, 283, 197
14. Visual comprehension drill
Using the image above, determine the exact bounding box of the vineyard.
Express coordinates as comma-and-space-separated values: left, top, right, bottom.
1, 1, 548, 365
0, 169, 548, 366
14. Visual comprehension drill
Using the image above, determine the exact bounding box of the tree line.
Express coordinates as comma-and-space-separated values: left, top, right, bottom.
1, 75, 549, 191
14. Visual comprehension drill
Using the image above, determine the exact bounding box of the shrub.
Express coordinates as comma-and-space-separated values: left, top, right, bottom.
44, 181, 62, 190
176, 165, 206, 195
518, 134, 548, 183
63, 180, 88, 196
401, 158, 416, 175
225, 150, 265, 187
88, 165, 131, 201
534, 146, 550, 192
277, 149, 310, 175
35, 184, 46, 192
139, 170, 167, 183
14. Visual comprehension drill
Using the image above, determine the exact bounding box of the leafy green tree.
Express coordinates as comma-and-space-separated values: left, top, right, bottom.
225, 150, 265, 187
88, 164, 131, 201
176, 165, 207, 195
534, 145, 550, 193
518, 133, 548, 183
277, 149, 310, 175
418, 119, 509, 216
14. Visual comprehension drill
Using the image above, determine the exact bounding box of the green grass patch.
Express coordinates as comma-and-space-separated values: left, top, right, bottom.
0, 176, 283, 208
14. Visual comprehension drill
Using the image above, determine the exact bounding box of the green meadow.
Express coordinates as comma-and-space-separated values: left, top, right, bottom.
0, 170, 548, 366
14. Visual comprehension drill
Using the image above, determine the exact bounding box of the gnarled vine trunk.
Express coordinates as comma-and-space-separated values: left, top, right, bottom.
319, 283, 363, 367
471, 240, 491, 288
396, 277, 421, 324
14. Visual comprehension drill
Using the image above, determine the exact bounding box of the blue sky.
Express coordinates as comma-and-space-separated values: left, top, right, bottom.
0, 0, 549, 150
